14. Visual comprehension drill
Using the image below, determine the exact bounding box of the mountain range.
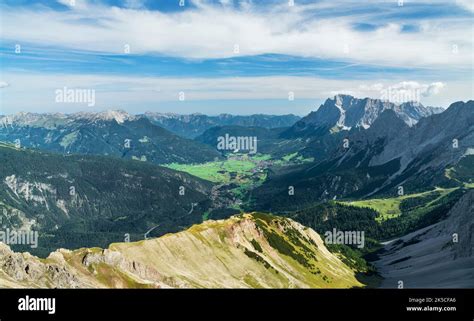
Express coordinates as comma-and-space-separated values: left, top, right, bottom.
283, 94, 444, 137
0, 94, 472, 288
250, 99, 473, 211
196, 95, 449, 160
144, 112, 300, 138
0, 96, 447, 164
0, 111, 221, 165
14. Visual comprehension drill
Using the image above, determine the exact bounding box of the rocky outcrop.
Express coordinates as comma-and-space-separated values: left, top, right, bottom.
0, 244, 87, 288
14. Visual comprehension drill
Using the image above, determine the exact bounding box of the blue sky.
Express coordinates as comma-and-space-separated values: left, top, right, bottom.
0, 0, 472, 115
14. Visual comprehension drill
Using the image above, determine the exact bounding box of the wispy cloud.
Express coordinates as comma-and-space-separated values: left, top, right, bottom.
0, 0, 471, 113
0, 0, 471, 68
1, 73, 470, 114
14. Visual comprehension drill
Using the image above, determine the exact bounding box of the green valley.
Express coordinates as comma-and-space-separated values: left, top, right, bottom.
165, 152, 314, 214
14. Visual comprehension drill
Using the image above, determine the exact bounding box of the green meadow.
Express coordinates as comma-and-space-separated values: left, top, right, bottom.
342, 187, 458, 222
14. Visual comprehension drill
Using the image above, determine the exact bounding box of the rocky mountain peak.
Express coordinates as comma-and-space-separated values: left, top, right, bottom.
333, 94, 356, 107
290, 95, 439, 137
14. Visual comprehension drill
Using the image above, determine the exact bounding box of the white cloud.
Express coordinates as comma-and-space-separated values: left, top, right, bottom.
2, 73, 469, 114
385, 81, 446, 98
0, 1, 471, 68
331, 81, 447, 104
455, 0, 474, 12
424, 82, 446, 96
0, 81, 10, 89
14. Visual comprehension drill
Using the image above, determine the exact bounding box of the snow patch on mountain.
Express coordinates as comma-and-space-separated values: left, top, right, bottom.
0, 110, 135, 127
72, 110, 134, 124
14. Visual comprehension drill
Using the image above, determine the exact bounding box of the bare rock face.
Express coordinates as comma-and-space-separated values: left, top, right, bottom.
368, 100, 474, 168
0, 243, 85, 288
81, 249, 125, 267
290, 94, 437, 135
0, 213, 363, 289
374, 190, 474, 288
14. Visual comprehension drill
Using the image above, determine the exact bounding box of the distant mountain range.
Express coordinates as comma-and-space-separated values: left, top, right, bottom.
0, 111, 222, 165
144, 112, 301, 138
0, 96, 445, 163
0, 110, 302, 164
196, 95, 449, 158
